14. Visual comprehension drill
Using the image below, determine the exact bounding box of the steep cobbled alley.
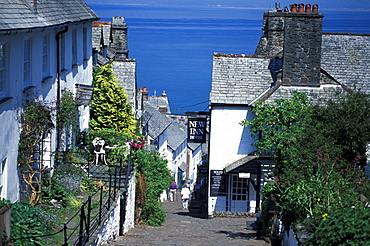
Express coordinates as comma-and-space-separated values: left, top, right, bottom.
107, 193, 268, 246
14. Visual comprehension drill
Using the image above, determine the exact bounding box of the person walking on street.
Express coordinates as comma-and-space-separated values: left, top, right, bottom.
169, 180, 178, 202
180, 186, 191, 209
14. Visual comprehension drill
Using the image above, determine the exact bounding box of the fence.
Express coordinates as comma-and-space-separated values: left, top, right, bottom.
11, 160, 133, 246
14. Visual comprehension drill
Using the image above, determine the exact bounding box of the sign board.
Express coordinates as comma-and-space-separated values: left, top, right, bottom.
210, 170, 226, 196
239, 173, 251, 178
188, 117, 207, 143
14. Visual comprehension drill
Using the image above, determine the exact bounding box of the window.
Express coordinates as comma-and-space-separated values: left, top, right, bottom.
231, 175, 248, 201
0, 43, 6, 97
83, 27, 88, 61
42, 34, 49, 77
0, 158, 6, 199
60, 34, 66, 70
72, 29, 77, 65
23, 37, 31, 87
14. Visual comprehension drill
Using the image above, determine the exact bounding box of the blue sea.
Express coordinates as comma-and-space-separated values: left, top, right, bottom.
88, 4, 370, 114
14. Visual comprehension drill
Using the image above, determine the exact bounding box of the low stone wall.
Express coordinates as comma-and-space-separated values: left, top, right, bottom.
213, 210, 255, 218
94, 172, 136, 245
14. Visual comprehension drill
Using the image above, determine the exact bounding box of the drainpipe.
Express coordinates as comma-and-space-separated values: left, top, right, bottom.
55, 26, 69, 154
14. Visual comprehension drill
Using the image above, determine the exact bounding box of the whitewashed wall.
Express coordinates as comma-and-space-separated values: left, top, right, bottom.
208, 106, 257, 216
0, 22, 93, 202
95, 172, 136, 245
209, 106, 256, 170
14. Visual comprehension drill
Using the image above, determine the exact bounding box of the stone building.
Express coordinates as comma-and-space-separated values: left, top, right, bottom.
208, 4, 370, 216
92, 17, 137, 110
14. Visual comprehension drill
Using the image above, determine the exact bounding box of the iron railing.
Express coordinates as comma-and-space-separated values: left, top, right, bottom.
11, 162, 132, 246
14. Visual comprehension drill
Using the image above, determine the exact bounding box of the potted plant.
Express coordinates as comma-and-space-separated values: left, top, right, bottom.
268, 211, 284, 246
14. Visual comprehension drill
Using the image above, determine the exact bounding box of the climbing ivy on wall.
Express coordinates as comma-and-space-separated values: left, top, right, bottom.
18, 101, 53, 205
57, 89, 78, 150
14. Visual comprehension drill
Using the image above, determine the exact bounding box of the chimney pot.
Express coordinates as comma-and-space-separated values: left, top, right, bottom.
312, 4, 319, 13
298, 3, 305, 12
305, 4, 311, 12
290, 3, 298, 12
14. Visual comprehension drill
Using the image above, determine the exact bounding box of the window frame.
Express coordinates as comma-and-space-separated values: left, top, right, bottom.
42, 34, 50, 78
0, 43, 7, 98
23, 37, 32, 88
72, 29, 78, 66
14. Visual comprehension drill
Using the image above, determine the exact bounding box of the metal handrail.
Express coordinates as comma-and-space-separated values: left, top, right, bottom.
12, 160, 132, 246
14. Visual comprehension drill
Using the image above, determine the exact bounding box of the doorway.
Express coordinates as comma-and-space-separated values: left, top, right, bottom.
228, 174, 249, 212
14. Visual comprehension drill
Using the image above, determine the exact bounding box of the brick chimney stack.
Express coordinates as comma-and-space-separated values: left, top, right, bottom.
110, 17, 129, 60
255, 3, 323, 87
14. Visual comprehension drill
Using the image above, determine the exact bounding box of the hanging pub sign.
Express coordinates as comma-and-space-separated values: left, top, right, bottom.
188, 117, 207, 143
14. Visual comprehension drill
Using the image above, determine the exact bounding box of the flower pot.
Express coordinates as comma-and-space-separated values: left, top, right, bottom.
270, 237, 283, 246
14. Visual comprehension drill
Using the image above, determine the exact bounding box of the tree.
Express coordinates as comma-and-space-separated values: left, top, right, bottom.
90, 64, 136, 134
133, 149, 172, 226
243, 91, 370, 244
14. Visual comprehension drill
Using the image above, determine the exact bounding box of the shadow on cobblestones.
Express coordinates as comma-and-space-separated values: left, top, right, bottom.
107, 196, 269, 246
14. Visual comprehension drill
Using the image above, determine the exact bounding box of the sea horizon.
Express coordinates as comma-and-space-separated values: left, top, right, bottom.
88, 3, 370, 114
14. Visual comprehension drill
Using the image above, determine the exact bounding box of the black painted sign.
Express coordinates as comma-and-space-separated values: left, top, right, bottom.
188, 117, 207, 143
210, 170, 226, 196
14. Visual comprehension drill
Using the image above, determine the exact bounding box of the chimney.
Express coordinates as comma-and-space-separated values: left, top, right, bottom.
162, 91, 167, 97
282, 5, 323, 87
142, 87, 148, 101
28, 0, 37, 12
110, 17, 129, 59
255, 4, 323, 87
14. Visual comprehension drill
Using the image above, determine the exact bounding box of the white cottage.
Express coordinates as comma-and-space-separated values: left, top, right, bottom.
0, 0, 98, 202
208, 5, 370, 217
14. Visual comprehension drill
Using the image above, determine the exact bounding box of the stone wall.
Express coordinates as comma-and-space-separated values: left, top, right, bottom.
112, 60, 137, 109
255, 11, 324, 87
94, 172, 136, 245
283, 13, 323, 87
110, 17, 129, 59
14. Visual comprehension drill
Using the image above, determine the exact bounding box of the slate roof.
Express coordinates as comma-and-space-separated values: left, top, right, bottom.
141, 101, 172, 140
147, 94, 171, 114
0, 0, 98, 31
210, 32, 370, 106
112, 59, 137, 106
166, 121, 187, 151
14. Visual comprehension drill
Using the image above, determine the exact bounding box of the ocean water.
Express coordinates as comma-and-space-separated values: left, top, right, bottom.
89, 4, 370, 114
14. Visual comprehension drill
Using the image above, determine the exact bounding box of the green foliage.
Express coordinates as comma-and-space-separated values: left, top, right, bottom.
90, 64, 136, 134
307, 91, 370, 167
58, 90, 77, 129
10, 202, 55, 246
133, 149, 172, 226
45, 164, 96, 207
18, 101, 53, 205
245, 91, 370, 243
242, 92, 311, 170
312, 207, 370, 246
18, 101, 53, 166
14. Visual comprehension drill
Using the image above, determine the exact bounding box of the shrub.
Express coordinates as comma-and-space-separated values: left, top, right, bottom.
133, 149, 172, 226
312, 207, 370, 245
10, 202, 55, 246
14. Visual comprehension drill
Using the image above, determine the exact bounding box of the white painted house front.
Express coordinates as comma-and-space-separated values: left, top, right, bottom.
0, 0, 97, 202
207, 6, 370, 217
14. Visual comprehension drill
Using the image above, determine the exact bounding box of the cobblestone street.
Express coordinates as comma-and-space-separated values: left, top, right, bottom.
107, 193, 268, 246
